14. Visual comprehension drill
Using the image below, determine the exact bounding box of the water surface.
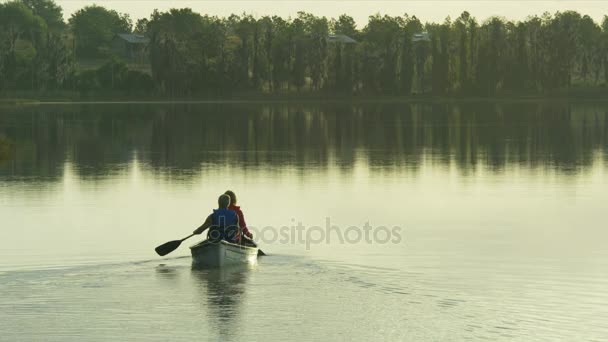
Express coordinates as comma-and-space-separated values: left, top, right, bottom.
1, 102, 607, 341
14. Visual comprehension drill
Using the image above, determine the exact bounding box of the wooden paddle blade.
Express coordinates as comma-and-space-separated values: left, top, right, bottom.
257, 249, 266, 257
155, 240, 182, 256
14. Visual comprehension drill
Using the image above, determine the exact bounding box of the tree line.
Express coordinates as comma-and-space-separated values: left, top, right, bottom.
1, 0, 608, 97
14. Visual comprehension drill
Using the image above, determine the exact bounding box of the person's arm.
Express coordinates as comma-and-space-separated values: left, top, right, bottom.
239, 210, 253, 238
235, 215, 242, 240
193, 215, 212, 235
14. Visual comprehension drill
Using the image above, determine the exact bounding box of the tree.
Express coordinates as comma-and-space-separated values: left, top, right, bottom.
147, 8, 206, 94
257, 16, 274, 91
330, 14, 357, 92
577, 15, 600, 83
299, 12, 329, 90
549, 11, 582, 88
290, 17, 307, 91
134, 18, 149, 34
3, 3, 608, 96
361, 14, 402, 94
476, 17, 507, 95
0, 1, 46, 89
69, 5, 132, 59
270, 16, 290, 92
602, 16, 608, 84
454, 11, 476, 92
20, 0, 72, 90
21, 0, 64, 31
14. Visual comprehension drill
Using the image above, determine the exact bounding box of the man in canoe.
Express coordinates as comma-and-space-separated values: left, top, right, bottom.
224, 190, 257, 247
192, 194, 240, 243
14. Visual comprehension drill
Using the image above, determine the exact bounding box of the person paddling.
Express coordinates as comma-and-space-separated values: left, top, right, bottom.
224, 190, 256, 247
193, 194, 240, 243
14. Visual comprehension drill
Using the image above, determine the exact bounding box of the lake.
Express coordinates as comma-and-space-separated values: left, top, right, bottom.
1, 102, 607, 341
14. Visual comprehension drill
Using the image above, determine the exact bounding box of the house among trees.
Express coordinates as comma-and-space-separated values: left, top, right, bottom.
412, 32, 431, 42
327, 34, 357, 44
111, 33, 150, 64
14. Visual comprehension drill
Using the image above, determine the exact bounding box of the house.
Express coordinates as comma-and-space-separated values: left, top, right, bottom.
412, 32, 431, 42
327, 34, 357, 44
111, 33, 150, 64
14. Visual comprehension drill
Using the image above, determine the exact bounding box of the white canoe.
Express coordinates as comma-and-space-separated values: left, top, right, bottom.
190, 240, 258, 267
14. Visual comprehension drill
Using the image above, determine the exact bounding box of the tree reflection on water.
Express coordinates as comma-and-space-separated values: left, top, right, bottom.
0, 102, 606, 180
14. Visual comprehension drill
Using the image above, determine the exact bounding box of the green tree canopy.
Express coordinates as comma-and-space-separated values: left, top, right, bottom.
21, 0, 64, 31
0, 1, 47, 88
2, 3, 608, 96
69, 5, 132, 58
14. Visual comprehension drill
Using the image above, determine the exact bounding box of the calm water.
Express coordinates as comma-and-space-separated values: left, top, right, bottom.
1, 102, 607, 341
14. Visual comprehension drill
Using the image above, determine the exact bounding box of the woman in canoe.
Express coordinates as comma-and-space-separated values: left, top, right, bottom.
224, 190, 256, 247
193, 194, 240, 243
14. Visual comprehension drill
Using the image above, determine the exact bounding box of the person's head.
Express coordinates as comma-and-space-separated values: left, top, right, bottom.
224, 190, 237, 206
218, 194, 231, 208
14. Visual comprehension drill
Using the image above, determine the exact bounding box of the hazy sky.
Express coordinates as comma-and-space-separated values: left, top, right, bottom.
56, 1, 608, 25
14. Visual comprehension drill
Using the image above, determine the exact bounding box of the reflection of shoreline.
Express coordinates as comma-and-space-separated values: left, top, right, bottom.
0, 135, 12, 164
1, 103, 607, 178
191, 265, 253, 341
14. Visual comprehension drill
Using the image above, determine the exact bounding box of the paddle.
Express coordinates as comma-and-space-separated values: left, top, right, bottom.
241, 235, 266, 256
155, 234, 195, 256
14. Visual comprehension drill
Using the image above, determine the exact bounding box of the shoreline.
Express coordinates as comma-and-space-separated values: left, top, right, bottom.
2, 93, 608, 105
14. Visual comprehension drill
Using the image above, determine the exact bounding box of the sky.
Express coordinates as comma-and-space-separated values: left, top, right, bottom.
55, 1, 608, 25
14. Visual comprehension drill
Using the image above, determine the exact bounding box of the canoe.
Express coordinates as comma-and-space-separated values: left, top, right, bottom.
190, 239, 258, 267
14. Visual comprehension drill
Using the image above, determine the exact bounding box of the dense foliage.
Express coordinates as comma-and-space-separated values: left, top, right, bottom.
68, 5, 132, 59
1, 0, 608, 96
